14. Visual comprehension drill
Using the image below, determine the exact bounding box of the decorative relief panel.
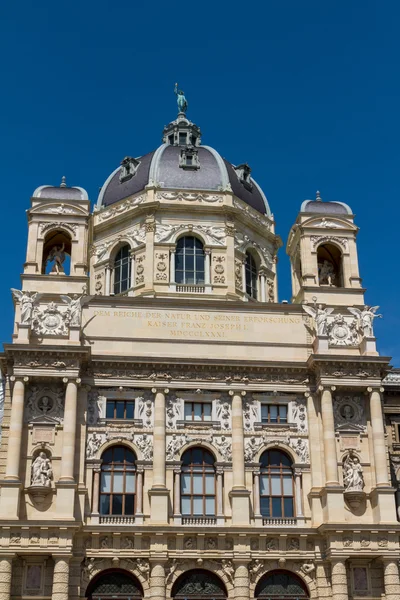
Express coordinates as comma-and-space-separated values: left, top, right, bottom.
243, 399, 259, 431
156, 191, 222, 204
138, 393, 154, 427
155, 223, 226, 246
234, 231, 273, 269
91, 226, 146, 261
212, 435, 232, 461
98, 195, 144, 221
25, 385, 64, 423
135, 253, 145, 285
235, 257, 243, 289
333, 395, 366, 432
166, 395, 183, 428
291, 398, 308, 433
215, 398, 231, 429
154, 252, 169, 281
213, 256, 226, 284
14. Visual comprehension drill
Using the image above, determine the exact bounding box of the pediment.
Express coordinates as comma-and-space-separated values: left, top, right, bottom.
30, 415, 59, 425
302, 216, 357, 231
30, 203, 86, 216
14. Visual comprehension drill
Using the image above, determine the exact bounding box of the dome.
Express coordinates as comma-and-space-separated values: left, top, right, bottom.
301, 191, 352, 215
96, 115, 271, 216
33, 177, 88, 201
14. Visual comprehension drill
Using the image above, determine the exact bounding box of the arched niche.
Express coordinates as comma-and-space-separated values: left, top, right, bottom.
42, 229, 72, 275
255, 570, 309, 599
85, 568, 143, 599
317, 243, 343, 287
171, 569, 227, 599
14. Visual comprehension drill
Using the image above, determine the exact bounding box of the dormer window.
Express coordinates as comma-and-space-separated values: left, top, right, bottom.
119, 156, 140, 183
235, 163, 253, 191
179, 132, 187, 145
179, 145, 200, 170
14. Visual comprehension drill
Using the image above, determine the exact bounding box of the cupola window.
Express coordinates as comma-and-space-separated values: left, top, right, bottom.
175, 236, 205, 285
168, 134, 175, 145
119, 156, 140, 183
179, 132, 187, 145
245, 251, 258, 299
113, 245, 132, 295
179, 145, 200, 170
234, 163, 253, 191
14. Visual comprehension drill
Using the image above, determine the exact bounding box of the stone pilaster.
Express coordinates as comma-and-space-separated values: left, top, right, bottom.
52, 556, 70, 600
383, 559, 400, 600
0, 557, 13, 600
320, 386, 344, 521
149, 388, 169, 523
315, 562, 330, 599
330, 559, 348, 600
149, 562, 166, 600
229, 390, 250, 524
233, 562, 250, 600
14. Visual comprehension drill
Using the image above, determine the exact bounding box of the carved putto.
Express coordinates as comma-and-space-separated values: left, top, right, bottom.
290, 438, 309, 463
135, 434, 153, 460
244, 436, 263, 462
243, 399, 259, 431
166, 434, 187, 460
86, 432, 105, 459
212, 435, 232, 461
166, 395, 182, 428
216, 398, 231, 429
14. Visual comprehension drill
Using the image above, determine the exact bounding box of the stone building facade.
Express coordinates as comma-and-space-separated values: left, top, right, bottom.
0, 100, 399, 600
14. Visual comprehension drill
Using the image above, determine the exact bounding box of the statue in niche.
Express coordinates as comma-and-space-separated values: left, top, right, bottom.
11, 289, 40, 325
318, 259, 336, 285
348, 305, 382, 337
31, 452, 53, 487
174, 82, 188, 114
46, 243, 66, 274
302, 303, 334, 336
61, 293, 86, 326
343, 451, 364, 492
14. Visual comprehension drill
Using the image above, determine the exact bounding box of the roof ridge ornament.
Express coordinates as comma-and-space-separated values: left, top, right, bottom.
174, 82, 188, 115
316, 190, 322, 201
60, 176, 67, 188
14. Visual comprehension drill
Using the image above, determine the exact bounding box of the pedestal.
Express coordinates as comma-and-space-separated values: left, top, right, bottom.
16, 322, 30, 343
313, 334, 329, 353
321, 486, 345, 523
148, 488, 170, 524
360, 335, 378, 355
230, 488, 251, 525
0, 480, 22, 520
370, 486, 397, 523
68, 325, 81, 343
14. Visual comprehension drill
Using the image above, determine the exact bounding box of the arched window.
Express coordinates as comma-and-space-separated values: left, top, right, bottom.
171, 569, 227, 599
113, 245, 131, 294
245, 251, 258, 299
260, 449, 294, 518
181, 448, 215, 517
175, 236, 205, 285
100, 446, 136, 516
317, 243, 343, 287
86, 569, 143, 600
255, 570, 309, 599
42, 230, 72, 276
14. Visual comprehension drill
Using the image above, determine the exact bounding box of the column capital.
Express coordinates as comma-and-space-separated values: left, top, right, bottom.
52, 554, 71, 561
229, 390, 246, 397
318, 385, 336, 392
367, 386, 385, 393
10, 376, 28, 383
62, 377, 81, 386
151, 388, 169, 395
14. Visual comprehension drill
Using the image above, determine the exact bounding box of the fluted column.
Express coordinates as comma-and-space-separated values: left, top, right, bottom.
383, 559, 400, 599
234, 562, 250, 600
52, 556, 70, 600
5, 377, 28, 480
150, 562, 166, 600
60, 379, 79, 482
0, 557, 13, 600
150, 389, 169, 523
330, 559, 348, 600
320, 386, 339, 485
231, 391, 246, 489
369, 387, 389, 486
91, 467, 100, 515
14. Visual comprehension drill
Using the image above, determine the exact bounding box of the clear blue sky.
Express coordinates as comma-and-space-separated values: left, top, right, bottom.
1, 1, 399, 363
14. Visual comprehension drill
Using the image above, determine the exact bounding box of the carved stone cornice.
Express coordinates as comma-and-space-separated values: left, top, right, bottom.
308, 355, 390, 388
1, 345, 90, 378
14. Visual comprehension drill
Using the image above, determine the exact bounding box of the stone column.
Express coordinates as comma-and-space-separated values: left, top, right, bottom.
306, 392, 323, 489
260, 273, 266, 302
0, 557, 13, 600
91, 467, 100, 516
320, 386, 339, 485
253, 470, 261, 520
149, 389, 169, 523
230, 390, 250, 524
169, 250, 176, 283
52, 556, 70, 600
369, 387, 389, 486
5, 377, 27, 480
105, 265, 111, 295
60, 379, 79, 482
241, 259, 246, 294
149, 562, 166, 600
135, 467, 144, 522
383, 559, 400, 599
173, 467, 181, 523
216, 466, 224, 524
294, 469, 304, 519
205, 250, 211, 285
130, 251, 135, 289
234, 562, 250, 600
330, 559, 348, 600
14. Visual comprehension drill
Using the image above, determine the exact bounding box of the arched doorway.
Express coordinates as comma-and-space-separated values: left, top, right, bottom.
255, 570, 309, 599
171, 569, 227, 599
85, 569, 143, 600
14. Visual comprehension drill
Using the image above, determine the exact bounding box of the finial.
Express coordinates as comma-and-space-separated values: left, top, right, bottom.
60, 176, 67, 188
174, 82, 188, 115
316, 190, 322, 201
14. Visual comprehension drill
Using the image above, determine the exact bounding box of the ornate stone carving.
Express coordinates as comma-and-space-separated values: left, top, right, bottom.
60, 293, 86, 326
32, 302, 68, 336
333, 396, 365, 432
206, 537, 217, 550
287, 537, 299, 551
87, 390, 102, 425
343, 536, 353, 548
39, 221, 77, 236
86, 432, 107, 458
327, 313, 359, 346
267, 278, 274, 302
156, 191, 222, 203
138, 394, 153, 427
11, 289, 40, 325
300, 561, 316, 577
213, 256, 225, 284
233, 197, 272, 230
166, 395, 182, 428
244, 436, 264, 462
155, 252, 169, 281
302, 304, 334, 336
234, 232, 273, 268
343, 451, 364, 492
310, 235, 348, 250
347, 305, 382, 338
292, 398, 307, 433
220, 559, 234, 585
25, 385, 64, 423
378, 536, 388, 547
135, 254, 145, 285
184, 537, 196, 549
135, 434, 153, 460
155, 224, 226, 246
135, 559, 150, 580
243, 399, 259, 431
212, 435, 232, 461
98, 195, 144, 221
290, 438, 309, 463
235, 258, 243, 289
249, 559, 264, 582
216, 398, 231, 429
166, 434, 188, 460
30, 452, 53, 487
266, 538, 278, 551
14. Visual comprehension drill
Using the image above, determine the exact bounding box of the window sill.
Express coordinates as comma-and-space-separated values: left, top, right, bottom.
177, 420, 221, 430
254, 421, 296, 431
100, 419, 142, 427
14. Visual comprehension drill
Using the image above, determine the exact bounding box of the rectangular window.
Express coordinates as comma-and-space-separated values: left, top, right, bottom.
179, 132, 187, 145
184, 401, 212, 422
186, 155, 193, 165
261, 404, 288, 424
169, 134, 174, 145
106, 400, 135, 420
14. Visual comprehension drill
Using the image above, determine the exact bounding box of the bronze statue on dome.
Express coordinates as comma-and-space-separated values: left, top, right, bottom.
174, 82, 188, 114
